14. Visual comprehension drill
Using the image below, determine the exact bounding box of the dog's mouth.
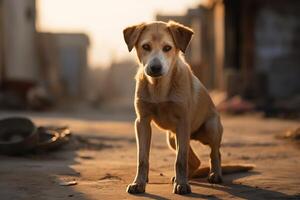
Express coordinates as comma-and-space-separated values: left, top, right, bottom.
145, 67, 164, 77
146, 71, 163, 77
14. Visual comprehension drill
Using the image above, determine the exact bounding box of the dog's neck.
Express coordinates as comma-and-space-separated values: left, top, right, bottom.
145, 70, 173, 103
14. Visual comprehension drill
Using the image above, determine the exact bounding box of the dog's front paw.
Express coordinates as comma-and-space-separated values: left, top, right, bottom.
126, 183, 146, 194
173, 182, 191, 195
208, 172, 223, 184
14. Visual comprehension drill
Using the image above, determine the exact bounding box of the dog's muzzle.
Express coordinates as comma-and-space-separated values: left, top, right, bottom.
146, 58, 163, 77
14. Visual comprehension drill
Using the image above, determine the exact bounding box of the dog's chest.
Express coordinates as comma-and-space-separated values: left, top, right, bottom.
150, 102, 183, 131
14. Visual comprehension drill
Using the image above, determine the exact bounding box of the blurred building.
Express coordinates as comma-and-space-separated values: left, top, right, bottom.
0, 0, 39, 98
38, 33, 90, 98
157, 0, 300, 113
224, 0, 300, 102
103, 59, 137, 109
0, 0, 90, 109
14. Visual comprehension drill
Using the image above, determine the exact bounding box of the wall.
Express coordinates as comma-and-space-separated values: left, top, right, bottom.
2, 0, 39, 82
38, 33, 90, 98
254, 1, 300, 99
0, 0, 3, 83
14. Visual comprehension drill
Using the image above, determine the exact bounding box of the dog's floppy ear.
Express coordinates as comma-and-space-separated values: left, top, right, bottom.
168, 21, 194, 53
123, 23, 146, 52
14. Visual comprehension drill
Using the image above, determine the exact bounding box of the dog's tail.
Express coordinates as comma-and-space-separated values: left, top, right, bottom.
192, 164, 255, 178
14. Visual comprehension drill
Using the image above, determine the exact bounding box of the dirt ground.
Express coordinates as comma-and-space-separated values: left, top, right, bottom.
0, 109, 299, 200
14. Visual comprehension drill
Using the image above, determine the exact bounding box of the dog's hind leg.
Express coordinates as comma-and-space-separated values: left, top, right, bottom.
167, 131, 201, 178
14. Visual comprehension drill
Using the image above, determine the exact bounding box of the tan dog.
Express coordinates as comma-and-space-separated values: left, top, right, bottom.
123, 21, 253, 195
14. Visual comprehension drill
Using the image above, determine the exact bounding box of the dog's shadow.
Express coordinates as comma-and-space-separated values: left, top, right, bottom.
135, 172, 300, 200
188, 172, 299, 199
137, 193, 170, 200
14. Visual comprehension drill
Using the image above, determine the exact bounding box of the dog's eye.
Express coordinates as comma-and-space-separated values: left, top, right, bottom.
163, 45, 172, 52
142, 44, 151, 51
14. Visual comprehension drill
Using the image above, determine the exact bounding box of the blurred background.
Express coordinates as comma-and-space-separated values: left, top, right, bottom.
0, 0, 299, 118
0, 2, 300, 199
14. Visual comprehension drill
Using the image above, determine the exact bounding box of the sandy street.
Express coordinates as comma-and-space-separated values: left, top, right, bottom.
0, 110, 299, 200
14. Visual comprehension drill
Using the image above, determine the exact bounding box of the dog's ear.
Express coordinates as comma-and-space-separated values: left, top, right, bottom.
123, 23, 146, 52
168, 21, 194, 53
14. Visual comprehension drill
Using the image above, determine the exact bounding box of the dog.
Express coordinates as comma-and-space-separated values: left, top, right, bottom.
123, 21, 253, 195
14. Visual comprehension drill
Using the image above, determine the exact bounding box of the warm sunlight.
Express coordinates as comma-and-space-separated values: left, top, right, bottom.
37, 0, 200, 67
1, 0, 300, 199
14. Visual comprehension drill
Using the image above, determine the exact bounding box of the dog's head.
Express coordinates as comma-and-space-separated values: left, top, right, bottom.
123, 21, 193, 78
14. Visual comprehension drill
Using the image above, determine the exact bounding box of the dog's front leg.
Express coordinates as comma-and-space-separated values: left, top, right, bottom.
173, 118, 191, 194
127, 117, 151, 194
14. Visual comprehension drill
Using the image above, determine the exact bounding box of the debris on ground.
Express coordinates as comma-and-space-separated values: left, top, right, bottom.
98, 173, 122, 182
0, 117, 71, 155
217, 95, 255, 114
59, 181, 78, 186
277, 127, 300, 140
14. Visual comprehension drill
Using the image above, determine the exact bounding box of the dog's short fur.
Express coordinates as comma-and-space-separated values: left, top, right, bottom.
123, 21, 253, 195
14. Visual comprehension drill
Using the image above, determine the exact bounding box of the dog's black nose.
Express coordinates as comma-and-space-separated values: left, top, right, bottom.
147, 58, 163, 77
150, 64, 162, 74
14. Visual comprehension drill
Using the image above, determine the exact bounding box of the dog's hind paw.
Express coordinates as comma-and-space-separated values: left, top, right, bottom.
126, 183, 146, 194
171, 176, 175, 183
173, 182, 191, 195
208, 172, 223, 184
